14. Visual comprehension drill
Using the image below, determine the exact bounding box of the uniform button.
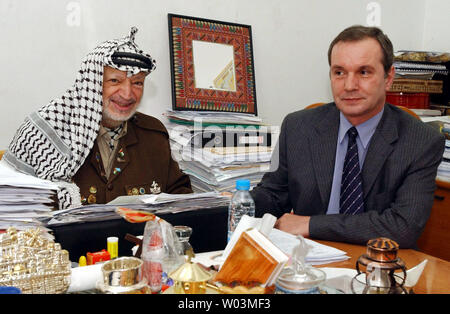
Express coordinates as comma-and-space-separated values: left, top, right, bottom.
107, 183, 113, 190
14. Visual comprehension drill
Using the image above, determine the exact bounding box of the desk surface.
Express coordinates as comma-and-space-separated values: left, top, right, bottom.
50, 207, 449, 294
316, 240, 450, 294
51, 206, 229, 262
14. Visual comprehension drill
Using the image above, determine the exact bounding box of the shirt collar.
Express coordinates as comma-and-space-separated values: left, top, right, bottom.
99, 121, 128, 139
338, 108, 384, 149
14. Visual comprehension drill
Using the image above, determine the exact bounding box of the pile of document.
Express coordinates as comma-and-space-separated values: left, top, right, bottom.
164, 110, 264, 127
47, 192, 231, 226
0, 161, 58, 231
437, 139, 450, 182
192, 214, 350, 267
393, 60, 448, 80
165, 110, 277, 192
422, 116, 450, 182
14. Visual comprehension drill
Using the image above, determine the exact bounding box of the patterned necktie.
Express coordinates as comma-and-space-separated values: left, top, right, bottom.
340, 127, 364, 215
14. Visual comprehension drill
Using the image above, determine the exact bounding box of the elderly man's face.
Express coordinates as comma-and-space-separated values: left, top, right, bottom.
101, 66, 147, 128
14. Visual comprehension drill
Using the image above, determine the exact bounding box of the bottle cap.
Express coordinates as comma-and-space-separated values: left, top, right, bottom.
78, 255, 87, 267
107, 236, 119, 243
235, 179, 250, 191
174, 225, 193, 240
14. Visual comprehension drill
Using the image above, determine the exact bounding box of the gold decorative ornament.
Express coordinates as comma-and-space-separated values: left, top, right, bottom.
168, 254, 213, 294
0, 228, 71, 294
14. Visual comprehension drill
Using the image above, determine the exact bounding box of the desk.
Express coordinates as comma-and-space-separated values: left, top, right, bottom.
50, 207, 449, 294
317, 240, 450, 294
50, 206, 229, 262
417, 179, 450, 261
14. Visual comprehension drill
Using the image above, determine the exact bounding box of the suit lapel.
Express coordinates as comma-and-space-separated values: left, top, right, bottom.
362, 105, 398, 198
310, 105, 340, 211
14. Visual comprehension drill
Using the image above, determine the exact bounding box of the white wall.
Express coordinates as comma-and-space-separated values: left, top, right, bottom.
423, 0, 450, 52
0, 0, 447, 148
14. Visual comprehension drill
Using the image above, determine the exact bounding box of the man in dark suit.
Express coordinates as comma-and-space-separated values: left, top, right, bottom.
251, 25, 445, 248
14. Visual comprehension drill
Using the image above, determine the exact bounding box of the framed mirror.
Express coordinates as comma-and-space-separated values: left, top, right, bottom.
168, 14, 258, 115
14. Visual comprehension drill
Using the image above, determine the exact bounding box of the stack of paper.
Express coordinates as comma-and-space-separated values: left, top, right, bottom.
0, 161, 58, 231
47, 192, 231, 226
221, 215, 349, 266
166, 120, 277, 193
393, 60, 448, 80
269, 228, 349, 265
192, 232, 349, 268
422, 116, 450, 183
164, 110, 264, 127
437, 139, 450, 183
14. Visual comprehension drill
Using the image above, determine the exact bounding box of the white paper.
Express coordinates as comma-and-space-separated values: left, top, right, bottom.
67, 264, 103, 293
220, 215, 349, 267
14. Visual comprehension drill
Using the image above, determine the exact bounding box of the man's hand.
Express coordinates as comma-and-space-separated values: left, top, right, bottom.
274, 213, 310, 237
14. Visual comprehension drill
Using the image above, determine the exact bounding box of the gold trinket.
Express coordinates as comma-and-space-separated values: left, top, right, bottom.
168, 254, 214, 294
150, 181, 161, 194
0, 228, 71, 294
131, 188, 139, 195
88, 194, 97, 204
89, 186, 97, 194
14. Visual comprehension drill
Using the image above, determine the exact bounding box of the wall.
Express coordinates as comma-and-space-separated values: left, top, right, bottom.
422, 0, 450, 52
0, 0, 446, 148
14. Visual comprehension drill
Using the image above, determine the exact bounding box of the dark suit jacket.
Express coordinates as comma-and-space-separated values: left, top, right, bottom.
73, 112, 192, 204
251, 103, 445, 248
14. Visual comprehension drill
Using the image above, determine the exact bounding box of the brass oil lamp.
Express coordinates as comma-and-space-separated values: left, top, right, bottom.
351, 238, 408, 294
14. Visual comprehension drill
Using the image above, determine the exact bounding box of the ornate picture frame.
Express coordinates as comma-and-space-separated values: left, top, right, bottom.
168, 14, 258, 115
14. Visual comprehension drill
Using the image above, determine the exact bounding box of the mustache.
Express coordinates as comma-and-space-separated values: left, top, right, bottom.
109, 95, 136, 106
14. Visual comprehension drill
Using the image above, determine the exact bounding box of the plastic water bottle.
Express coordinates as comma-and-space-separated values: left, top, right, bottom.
227, 179, 255, 242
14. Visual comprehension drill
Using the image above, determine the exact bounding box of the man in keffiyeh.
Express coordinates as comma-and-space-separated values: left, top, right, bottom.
3, 27, 192, 209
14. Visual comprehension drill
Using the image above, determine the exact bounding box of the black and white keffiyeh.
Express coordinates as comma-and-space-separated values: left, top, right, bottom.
3, 27, 156, 209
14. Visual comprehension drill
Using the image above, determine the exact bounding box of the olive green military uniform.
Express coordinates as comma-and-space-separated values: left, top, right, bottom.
73, 112, 192, 204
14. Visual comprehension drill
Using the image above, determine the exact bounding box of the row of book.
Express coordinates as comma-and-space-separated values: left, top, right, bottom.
389, 51, 449, 110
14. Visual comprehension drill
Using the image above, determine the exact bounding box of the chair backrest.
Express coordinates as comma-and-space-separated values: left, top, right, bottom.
395, 105, 421, 120
305, 102, 326, 110
305, 102, 421, 120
